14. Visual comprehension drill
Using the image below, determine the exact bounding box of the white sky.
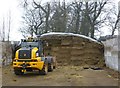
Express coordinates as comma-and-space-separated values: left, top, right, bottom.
0, 0, 23, 41
0, 0, 120, 41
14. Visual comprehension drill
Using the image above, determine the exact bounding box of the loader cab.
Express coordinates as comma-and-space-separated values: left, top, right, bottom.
21, 37, 44, 57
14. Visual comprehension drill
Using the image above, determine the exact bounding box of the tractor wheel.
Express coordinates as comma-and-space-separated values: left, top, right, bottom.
53, 65, 56, 69
14, 69, 24, 75
39, 64, 48, 75
48, 63, 53, 72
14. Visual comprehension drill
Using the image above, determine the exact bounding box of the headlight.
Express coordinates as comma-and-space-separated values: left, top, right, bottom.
36, 53, 39, 57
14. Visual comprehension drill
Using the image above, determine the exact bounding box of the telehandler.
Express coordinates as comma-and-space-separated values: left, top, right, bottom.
13, 37, 55, 75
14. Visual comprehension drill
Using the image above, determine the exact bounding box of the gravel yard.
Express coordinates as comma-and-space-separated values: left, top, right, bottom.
2, 65, 119, 86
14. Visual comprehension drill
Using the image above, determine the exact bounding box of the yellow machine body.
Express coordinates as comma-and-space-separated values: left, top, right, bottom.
13, 47, 44, 71
12, 37, 55, 75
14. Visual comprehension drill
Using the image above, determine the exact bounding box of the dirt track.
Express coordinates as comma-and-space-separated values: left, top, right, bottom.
2, 65, 119, 86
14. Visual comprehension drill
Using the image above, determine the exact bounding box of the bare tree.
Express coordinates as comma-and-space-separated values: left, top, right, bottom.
33, 1, 50, 33
2, 17, 5, 41
19, 0, 118, 39
49, 1, 69, 32
83, 1, 108, 38
102, 1, 120, 36
20, 5, 44, 36
71, 1, 83, 33
111, 10, 120, 35
7, 10, 11, 41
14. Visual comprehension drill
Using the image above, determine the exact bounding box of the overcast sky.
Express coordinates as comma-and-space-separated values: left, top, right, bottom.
0, 0, 120, 41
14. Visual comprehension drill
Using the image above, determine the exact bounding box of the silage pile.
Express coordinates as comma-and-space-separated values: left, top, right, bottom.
40, 33, 105, 67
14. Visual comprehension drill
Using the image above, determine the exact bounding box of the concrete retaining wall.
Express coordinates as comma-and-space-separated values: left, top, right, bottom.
0, 42, 2, 66
102, 37, 119, 72
0, 41, 12, 66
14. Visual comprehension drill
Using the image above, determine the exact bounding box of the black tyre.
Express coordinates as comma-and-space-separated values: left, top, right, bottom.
53, 66, 56, 69
48, 63, 53, 72
39, 64, 48, 75
14, 69, 24, 75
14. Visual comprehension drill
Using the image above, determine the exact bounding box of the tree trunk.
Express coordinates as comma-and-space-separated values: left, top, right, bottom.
8, 10, 11, 41
75, 14, 80, 33
90, 24, 95, 38
2, 17, 5, 41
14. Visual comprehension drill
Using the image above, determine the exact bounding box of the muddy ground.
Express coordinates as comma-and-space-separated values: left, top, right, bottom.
2, 65, 119, 86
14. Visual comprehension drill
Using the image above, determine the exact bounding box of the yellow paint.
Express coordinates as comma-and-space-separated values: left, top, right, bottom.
15, 50, 19, 59
13, 61, 44, 70
22, 69, 26, 73
31, 47, 38, 58
13, 47, 44, 71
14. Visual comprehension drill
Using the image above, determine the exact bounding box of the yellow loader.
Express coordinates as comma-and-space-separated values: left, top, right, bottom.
13, 37, 55, 75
